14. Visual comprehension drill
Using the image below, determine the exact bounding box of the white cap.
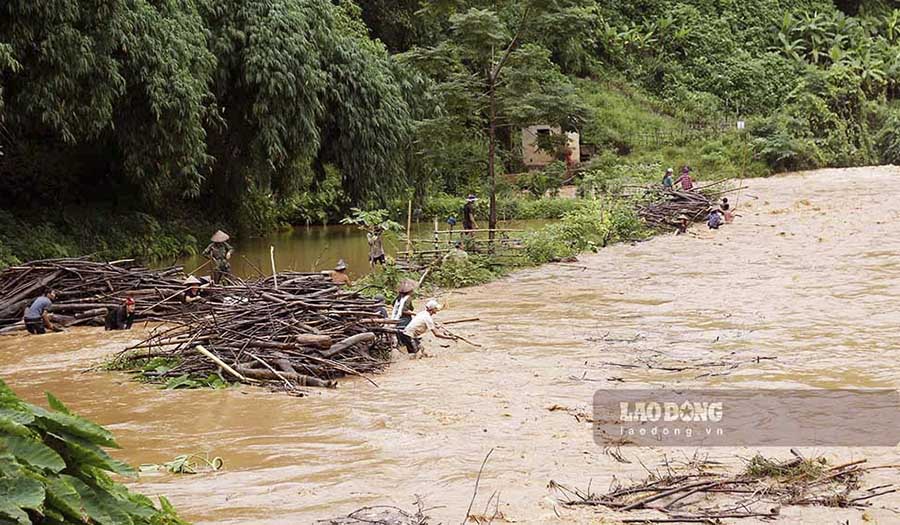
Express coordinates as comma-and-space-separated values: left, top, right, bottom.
425, 299, 441, 311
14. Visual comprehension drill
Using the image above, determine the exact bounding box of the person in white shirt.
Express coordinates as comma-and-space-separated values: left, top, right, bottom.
399, 299, 455, 357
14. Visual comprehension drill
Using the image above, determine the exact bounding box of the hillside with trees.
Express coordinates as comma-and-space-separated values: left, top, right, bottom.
1, 0, 898, 265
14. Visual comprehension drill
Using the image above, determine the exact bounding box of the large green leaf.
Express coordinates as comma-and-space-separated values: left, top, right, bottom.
0, 474, 45, 524
0, 409, 34, 426
44, 477, 86, 522
0, 382, 28, 414
1, 437, 65, 473
45, 394, 72, 416
64, 476, 134, 525
0, 417, 32, 439
29, 405, 119, 448
49, 432, 135, 477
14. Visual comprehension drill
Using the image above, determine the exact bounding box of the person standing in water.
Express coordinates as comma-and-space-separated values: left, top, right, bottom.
367, 225, 386, 268
202, 230, 234, 284
105, 297, 136, 331
721, 197, 735, 223
23, 290, 60, 334
391, 280, 417, 331
707, 206, 723, 229
399, 299, 456, 357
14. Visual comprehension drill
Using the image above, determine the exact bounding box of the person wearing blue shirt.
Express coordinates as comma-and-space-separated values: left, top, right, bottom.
662, 168, 674, 189
23, 290, 59, 334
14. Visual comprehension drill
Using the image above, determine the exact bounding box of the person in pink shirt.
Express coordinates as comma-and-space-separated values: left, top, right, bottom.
676, 167, 694, 191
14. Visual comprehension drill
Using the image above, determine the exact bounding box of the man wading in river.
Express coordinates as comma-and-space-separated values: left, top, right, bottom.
105, 297, 135, 331
367, 225, 386, 268
23, 289, 60, 334
202, 230, 234, 284
399, 299, 455, 358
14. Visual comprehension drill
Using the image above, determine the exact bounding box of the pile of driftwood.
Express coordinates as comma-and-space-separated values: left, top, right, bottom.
0, 257, 187, 332
114, 271, 392, 391
553, 453, 897, 523
636, 180, 743, 230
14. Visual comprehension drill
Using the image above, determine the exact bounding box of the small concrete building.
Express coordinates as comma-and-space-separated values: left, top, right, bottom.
521, 125, 580, 168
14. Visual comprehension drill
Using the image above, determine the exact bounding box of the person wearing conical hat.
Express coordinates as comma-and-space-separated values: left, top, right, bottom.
462, 194, 478, 234
390, 279, 417, 333
675, 213, 690, 235
181, 275, 204, 304
330, 259, 351, 286
202, 230, 234, 284
707, 206, 723, 230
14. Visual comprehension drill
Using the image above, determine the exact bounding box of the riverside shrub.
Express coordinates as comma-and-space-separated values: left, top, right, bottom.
0, 378, 190, 525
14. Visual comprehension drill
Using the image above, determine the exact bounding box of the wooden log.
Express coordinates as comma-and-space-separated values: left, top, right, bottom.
234, 365, 336, 388
321, 332, 376, 358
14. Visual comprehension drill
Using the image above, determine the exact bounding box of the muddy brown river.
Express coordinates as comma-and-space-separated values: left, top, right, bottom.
2, 166, 899, 524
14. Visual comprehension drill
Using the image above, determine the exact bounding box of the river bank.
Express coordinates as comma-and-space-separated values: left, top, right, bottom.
0, 166, 898, 524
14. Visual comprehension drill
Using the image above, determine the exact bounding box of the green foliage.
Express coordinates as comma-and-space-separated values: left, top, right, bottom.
1, 0, 413, 237
523, 199, 646, 263
340, 209, 404, 232
876, 105, 900, 163
0, 210, 204, 270
401, 1, 588, 228
352, 263, 423, 302
517, 161, 566, 198
431, 255, 505, 288
417, 193, 587, 223
0, 378, 190, 525
0, 0, 215, 199
164, 374, 228, 390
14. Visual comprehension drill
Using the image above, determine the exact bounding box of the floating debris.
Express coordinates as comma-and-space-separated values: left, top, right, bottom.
552, 452, 898, 522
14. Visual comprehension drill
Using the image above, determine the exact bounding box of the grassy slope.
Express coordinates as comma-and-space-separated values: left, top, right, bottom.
576, 77, 771, 183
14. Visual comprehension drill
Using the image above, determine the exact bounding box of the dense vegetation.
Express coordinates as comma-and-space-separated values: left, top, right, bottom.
1, 0, 898, 266
0, 379, 189, 524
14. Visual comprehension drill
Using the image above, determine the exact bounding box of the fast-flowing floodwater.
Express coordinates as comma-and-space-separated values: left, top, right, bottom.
1, 167, 899, 524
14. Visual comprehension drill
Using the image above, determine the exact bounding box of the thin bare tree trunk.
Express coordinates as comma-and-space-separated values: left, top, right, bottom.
488, 84, 498, 240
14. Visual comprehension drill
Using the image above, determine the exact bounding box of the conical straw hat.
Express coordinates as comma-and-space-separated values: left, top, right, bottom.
397, 279, 418, 294
211, 230, 230, 242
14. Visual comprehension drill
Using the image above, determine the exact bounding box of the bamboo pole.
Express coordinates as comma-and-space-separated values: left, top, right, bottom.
270, 246, 278, 289
195, 345, 249, 382
406, 199, 413, 255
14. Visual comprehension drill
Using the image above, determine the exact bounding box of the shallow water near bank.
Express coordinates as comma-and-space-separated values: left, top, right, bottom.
1, 167, 899, 524
174, 219, 550, 279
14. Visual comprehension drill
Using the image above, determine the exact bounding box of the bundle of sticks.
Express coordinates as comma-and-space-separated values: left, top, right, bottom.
114, 272, 392, 390
0, 257, 189, 332
553, 453, 897, 523
635, 180, 744, 230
